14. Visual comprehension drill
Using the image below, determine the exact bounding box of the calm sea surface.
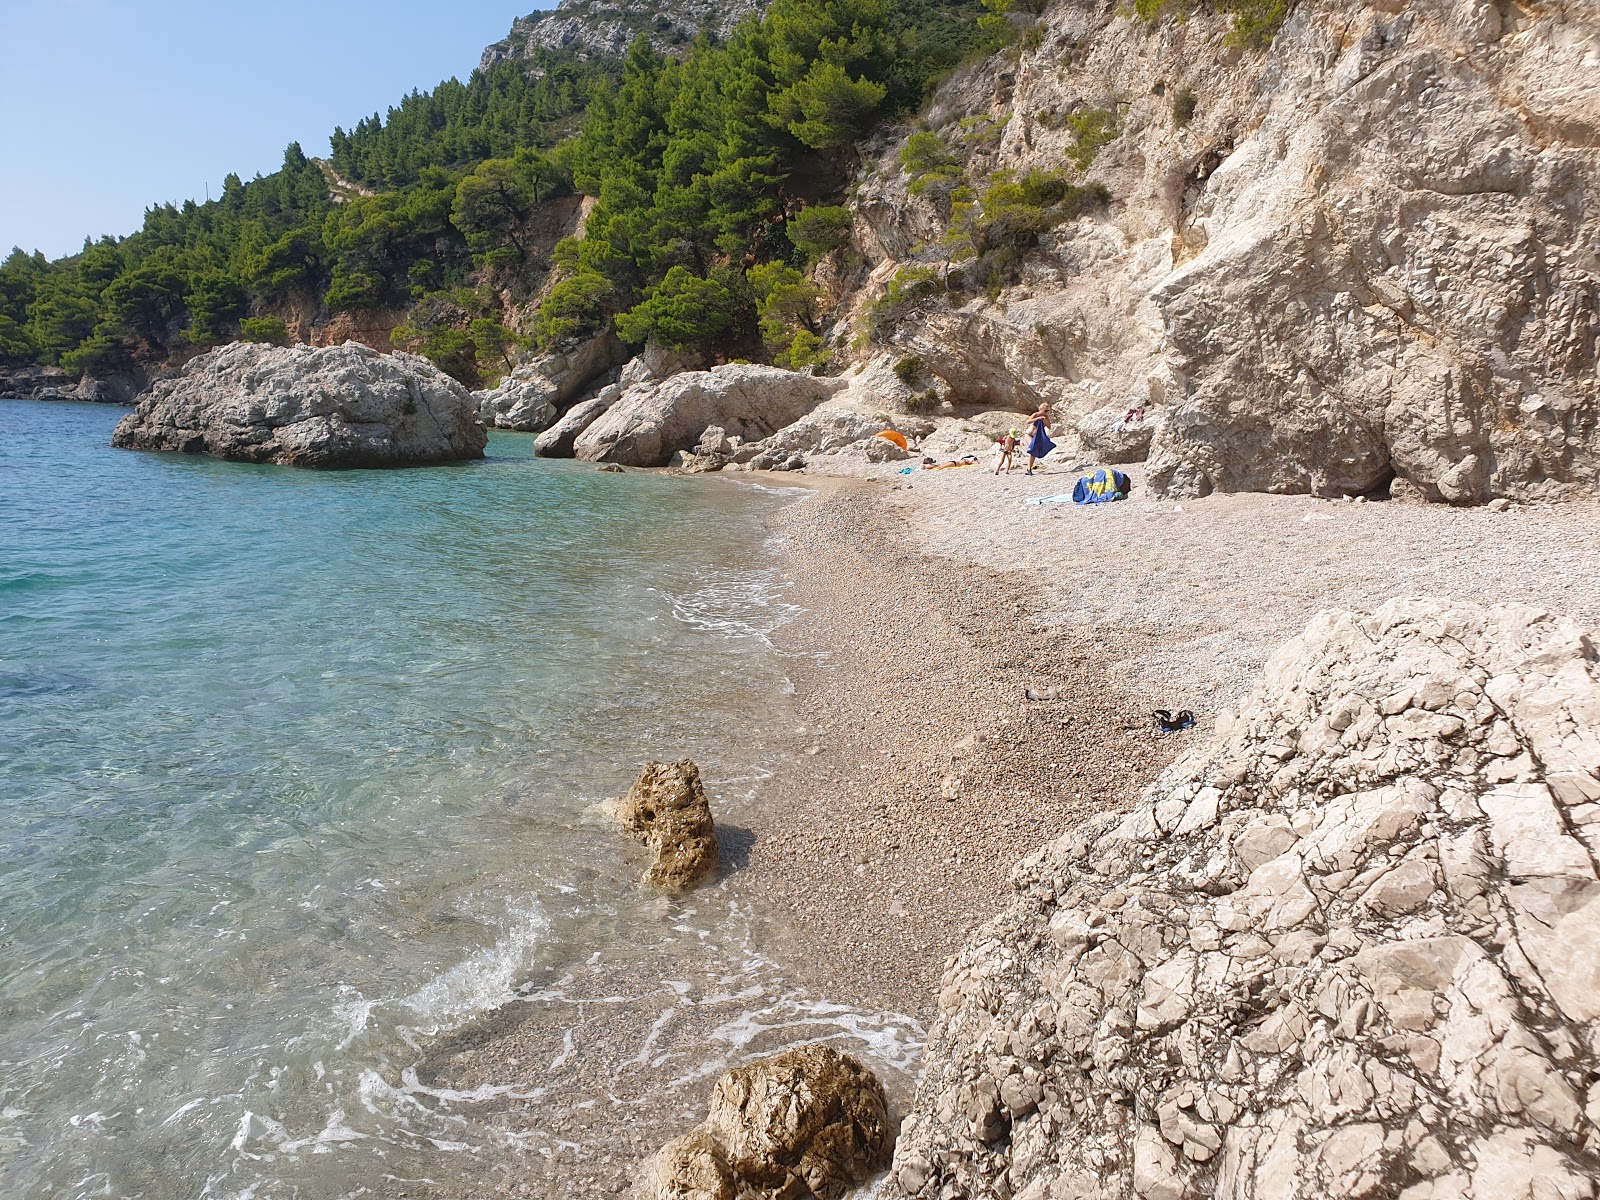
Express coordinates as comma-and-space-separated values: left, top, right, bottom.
0, 400, 916, 1199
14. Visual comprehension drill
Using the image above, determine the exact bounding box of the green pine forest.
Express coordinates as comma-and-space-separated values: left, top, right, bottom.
0, 0, 1286, 388
0, 0, 1003, 388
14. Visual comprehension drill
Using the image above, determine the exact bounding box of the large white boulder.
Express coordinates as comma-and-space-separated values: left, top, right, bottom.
1077, 404, 1160, 464
891, 598, 1600, 1200
111, 341, 486, 468
574, 364, 847, 467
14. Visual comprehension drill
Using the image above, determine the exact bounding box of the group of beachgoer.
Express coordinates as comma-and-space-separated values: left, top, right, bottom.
993, 400, 1056, 475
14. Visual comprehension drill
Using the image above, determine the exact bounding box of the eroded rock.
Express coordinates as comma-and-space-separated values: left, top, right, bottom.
534, 386, 620, 458
851, 0, 1599, 502
641, 1044, 891, 1200
613, 759, 720, 891
111, 341, 486, 468
575, 365, 846, 467
889, 598, 1600, 1200
474, 331, 624, 432
1077, 405, 1159, 464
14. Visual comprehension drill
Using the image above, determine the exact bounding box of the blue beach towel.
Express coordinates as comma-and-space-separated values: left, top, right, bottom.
1026, 425, 1056, 459
1072, 468, 1131, 505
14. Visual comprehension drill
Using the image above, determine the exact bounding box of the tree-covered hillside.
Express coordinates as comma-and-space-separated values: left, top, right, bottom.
0, 0, 995, 388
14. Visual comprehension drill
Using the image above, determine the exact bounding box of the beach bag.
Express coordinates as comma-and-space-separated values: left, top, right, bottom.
1072, 468, 1131, 505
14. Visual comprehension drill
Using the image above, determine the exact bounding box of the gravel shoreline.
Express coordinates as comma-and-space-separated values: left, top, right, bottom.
403, 462, 1600, 1198
743, 475, 1183, 1018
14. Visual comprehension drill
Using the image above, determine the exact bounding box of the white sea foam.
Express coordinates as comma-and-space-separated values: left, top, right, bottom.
396, 896, 551, 1034
663, 566, 800, 642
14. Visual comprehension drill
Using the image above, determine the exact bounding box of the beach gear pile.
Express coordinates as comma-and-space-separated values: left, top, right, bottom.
1071, 467, 1130, 504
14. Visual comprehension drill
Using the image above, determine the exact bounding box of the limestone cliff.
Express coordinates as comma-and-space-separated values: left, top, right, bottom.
482, 0, 763, 65
888, 598, 1600, 1199
845, 0, 1600, 502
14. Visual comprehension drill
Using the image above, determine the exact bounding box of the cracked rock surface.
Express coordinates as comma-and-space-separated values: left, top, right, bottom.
111, 341, 486, 468
888, 598, 1600, 1200
639, 1044, 890, 1200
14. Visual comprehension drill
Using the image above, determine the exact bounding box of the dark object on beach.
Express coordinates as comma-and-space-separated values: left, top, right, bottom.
640, 1044, 891, 1200
1154, 709, 1195, 735
611, 759, 719, 890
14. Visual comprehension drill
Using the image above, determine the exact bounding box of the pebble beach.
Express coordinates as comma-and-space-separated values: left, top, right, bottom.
407, 457, 1600, 1197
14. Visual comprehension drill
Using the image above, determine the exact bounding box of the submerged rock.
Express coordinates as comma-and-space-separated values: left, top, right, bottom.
111, 341, 486, 468
641, 1044, 891, 1200
889, 597, 1600, 1200
613, 759, 719, 891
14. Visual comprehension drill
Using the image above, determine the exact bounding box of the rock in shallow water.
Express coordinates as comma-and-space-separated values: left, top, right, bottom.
111, 341, 486, 468
613, 759, 719, 891
575, 364, 845, 467
640, 1044, 891, 1200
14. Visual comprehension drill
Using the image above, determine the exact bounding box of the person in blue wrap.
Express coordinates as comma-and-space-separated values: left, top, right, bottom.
1023, 400, 1055, 475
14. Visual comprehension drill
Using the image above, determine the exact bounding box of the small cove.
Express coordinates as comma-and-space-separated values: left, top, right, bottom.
0, 400, 920, 1199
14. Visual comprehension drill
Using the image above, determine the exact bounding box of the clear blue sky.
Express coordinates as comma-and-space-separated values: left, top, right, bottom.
0, 1, 555, 260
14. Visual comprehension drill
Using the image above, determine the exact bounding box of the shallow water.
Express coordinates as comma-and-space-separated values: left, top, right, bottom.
0, 401, 919, 1199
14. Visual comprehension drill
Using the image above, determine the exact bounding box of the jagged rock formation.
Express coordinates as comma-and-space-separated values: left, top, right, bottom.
482, 0, 763, 66
639, 1044, 891, 1200
612, 759, 720, 891
535, 386, 621, 457
853, 0, 1600, 503
1, 363, 151, 405
889, 598, 1600, 1200
575, 364, 846, 466
474, 331, 625, 432
111, 342, 486, 468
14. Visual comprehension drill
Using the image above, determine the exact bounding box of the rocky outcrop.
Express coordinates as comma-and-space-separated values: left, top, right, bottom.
1077, 404, 1160, 465
612, 759, 720, 891
853, 0, 1600, 503
111, 341, 487, 468
474, 330, 625, 432
483, 0, 763, 65
640, 1044, 891, 1200
0, 364, 148, 404
575, 364, 846, 467
890, 598, 1600, 1200
534, 386, 621, 457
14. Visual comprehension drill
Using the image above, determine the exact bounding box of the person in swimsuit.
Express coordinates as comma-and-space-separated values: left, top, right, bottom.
1024, 402, 1055, 475
994, 428, 1019, 474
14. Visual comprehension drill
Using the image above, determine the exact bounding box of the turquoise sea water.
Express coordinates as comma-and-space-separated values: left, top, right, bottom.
0, 400, 915, 1199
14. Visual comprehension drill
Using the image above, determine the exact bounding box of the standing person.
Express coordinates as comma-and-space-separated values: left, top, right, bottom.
1024, 401, 1055, 475
994, 427, 1019, 474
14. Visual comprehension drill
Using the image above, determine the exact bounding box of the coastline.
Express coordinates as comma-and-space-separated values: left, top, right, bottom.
741, 474, 1183, 1018
376, 456, 1600, 1199
403, 469, 1186, 1199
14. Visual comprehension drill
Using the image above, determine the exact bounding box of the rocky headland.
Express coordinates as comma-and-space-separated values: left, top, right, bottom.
111, 341, 487, 468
